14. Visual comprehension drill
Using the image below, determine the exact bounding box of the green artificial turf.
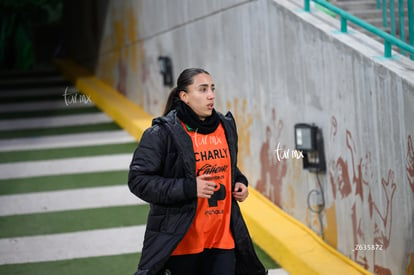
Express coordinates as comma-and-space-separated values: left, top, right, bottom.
0, 106, 101, 119
0, 253, 142, 275
0, 170, 128, 195
0, 122, 121, 139
0, 142, 137, 163
0, 204, 150, 238
0, 245, 279, 275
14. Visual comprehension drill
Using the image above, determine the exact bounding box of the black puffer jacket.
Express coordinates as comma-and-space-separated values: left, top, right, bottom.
128, 110, 267, 275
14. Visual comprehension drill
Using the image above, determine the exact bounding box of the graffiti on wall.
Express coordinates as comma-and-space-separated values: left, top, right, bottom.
406, 135, 414, 275
325, 116, 397, 274
255, 112, 414, 274
256, 109, 287, 207
407, 135, 414, 195
227, 98, 252, 174
96, 2, 142, 98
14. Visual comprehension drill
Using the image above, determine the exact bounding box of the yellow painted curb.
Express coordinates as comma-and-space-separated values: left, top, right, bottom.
55, 59, 372, 275
54, 59, 152, 141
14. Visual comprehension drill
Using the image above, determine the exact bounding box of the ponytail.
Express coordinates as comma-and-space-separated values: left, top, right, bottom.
163, 87, 181, 116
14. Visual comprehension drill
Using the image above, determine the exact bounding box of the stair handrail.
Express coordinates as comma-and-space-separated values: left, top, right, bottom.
304, 0, 414, 60
379, 0, 414, 57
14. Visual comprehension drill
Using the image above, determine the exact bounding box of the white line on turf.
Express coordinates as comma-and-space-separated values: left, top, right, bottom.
0, 224, 289, 274
0, 130, 136, 152
0, 225, 146, 264
268, 269, 290, 275
0, 100, 94, 113
0, 113, 112, 131
0, 185, 146, 216
0, 154, 132, 180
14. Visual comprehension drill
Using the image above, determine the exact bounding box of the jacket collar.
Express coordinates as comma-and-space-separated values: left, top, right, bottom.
152, 110, 238, 178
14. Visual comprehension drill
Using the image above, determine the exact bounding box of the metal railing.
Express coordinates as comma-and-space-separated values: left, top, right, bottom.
377, 0, 414, 57
304, 0, 414, 60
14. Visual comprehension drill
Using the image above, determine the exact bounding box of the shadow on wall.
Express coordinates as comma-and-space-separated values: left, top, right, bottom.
63, 0, 144, 98
62, 0, 110, 72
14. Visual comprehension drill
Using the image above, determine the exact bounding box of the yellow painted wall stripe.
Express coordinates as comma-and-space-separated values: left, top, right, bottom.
55, 59, 372, 275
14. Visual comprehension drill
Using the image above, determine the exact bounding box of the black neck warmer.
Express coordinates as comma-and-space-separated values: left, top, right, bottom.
176, 100, 220, 134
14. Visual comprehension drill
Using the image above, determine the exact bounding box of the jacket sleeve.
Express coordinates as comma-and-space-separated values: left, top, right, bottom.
235, 166, 248, 187
128, 125, 197, 205
225, 111, 249, 187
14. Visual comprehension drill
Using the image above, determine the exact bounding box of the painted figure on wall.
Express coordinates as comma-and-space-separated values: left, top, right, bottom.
329, 157, 352, 199
371, 170, 396, 275
256, 109, 287, 207
407, 135, 414, 195
405, 135, 414, 275
327, 126, 397, 274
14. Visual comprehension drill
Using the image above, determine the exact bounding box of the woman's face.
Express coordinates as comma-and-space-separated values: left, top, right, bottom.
180, 73, 215, 120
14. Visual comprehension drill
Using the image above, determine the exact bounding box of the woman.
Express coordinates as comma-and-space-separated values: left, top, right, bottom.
128, 68, 267, 275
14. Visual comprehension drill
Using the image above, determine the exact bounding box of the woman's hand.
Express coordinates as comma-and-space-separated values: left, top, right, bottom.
232, 182, 248, 202
196, 175, 216, 198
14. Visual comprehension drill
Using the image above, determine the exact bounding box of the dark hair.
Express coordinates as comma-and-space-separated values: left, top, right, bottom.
163, 68, 210, 115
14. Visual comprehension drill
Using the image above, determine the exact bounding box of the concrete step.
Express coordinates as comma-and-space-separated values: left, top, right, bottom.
0, 86, 69, 99
350, 25, 410, 55
369, 16, 410, 25
350, 22, 409, 39
331, 0, 412, 45
336, 0, 401, 4
0, 75, 71, 90
335, 0, 378, 11
365, 17, 410, 33
335, 0, 409, 14
0, 68, 59, 79
351, 8, 409, 20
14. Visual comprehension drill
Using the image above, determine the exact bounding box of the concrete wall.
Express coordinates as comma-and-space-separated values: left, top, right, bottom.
65, 0, 414, 274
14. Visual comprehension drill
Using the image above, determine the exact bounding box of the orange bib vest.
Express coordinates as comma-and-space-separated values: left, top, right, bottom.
172, 122, 235, 255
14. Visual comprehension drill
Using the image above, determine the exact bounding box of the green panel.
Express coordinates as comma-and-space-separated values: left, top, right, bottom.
0, 122, 121, 139
0, 106, 101, 119
0, 142, 137, 163
0, 253, 141, 275
0, 204, 150, 238
0, 170, 128, 195
0, 245, 280, 275
254, 243, 280, 269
